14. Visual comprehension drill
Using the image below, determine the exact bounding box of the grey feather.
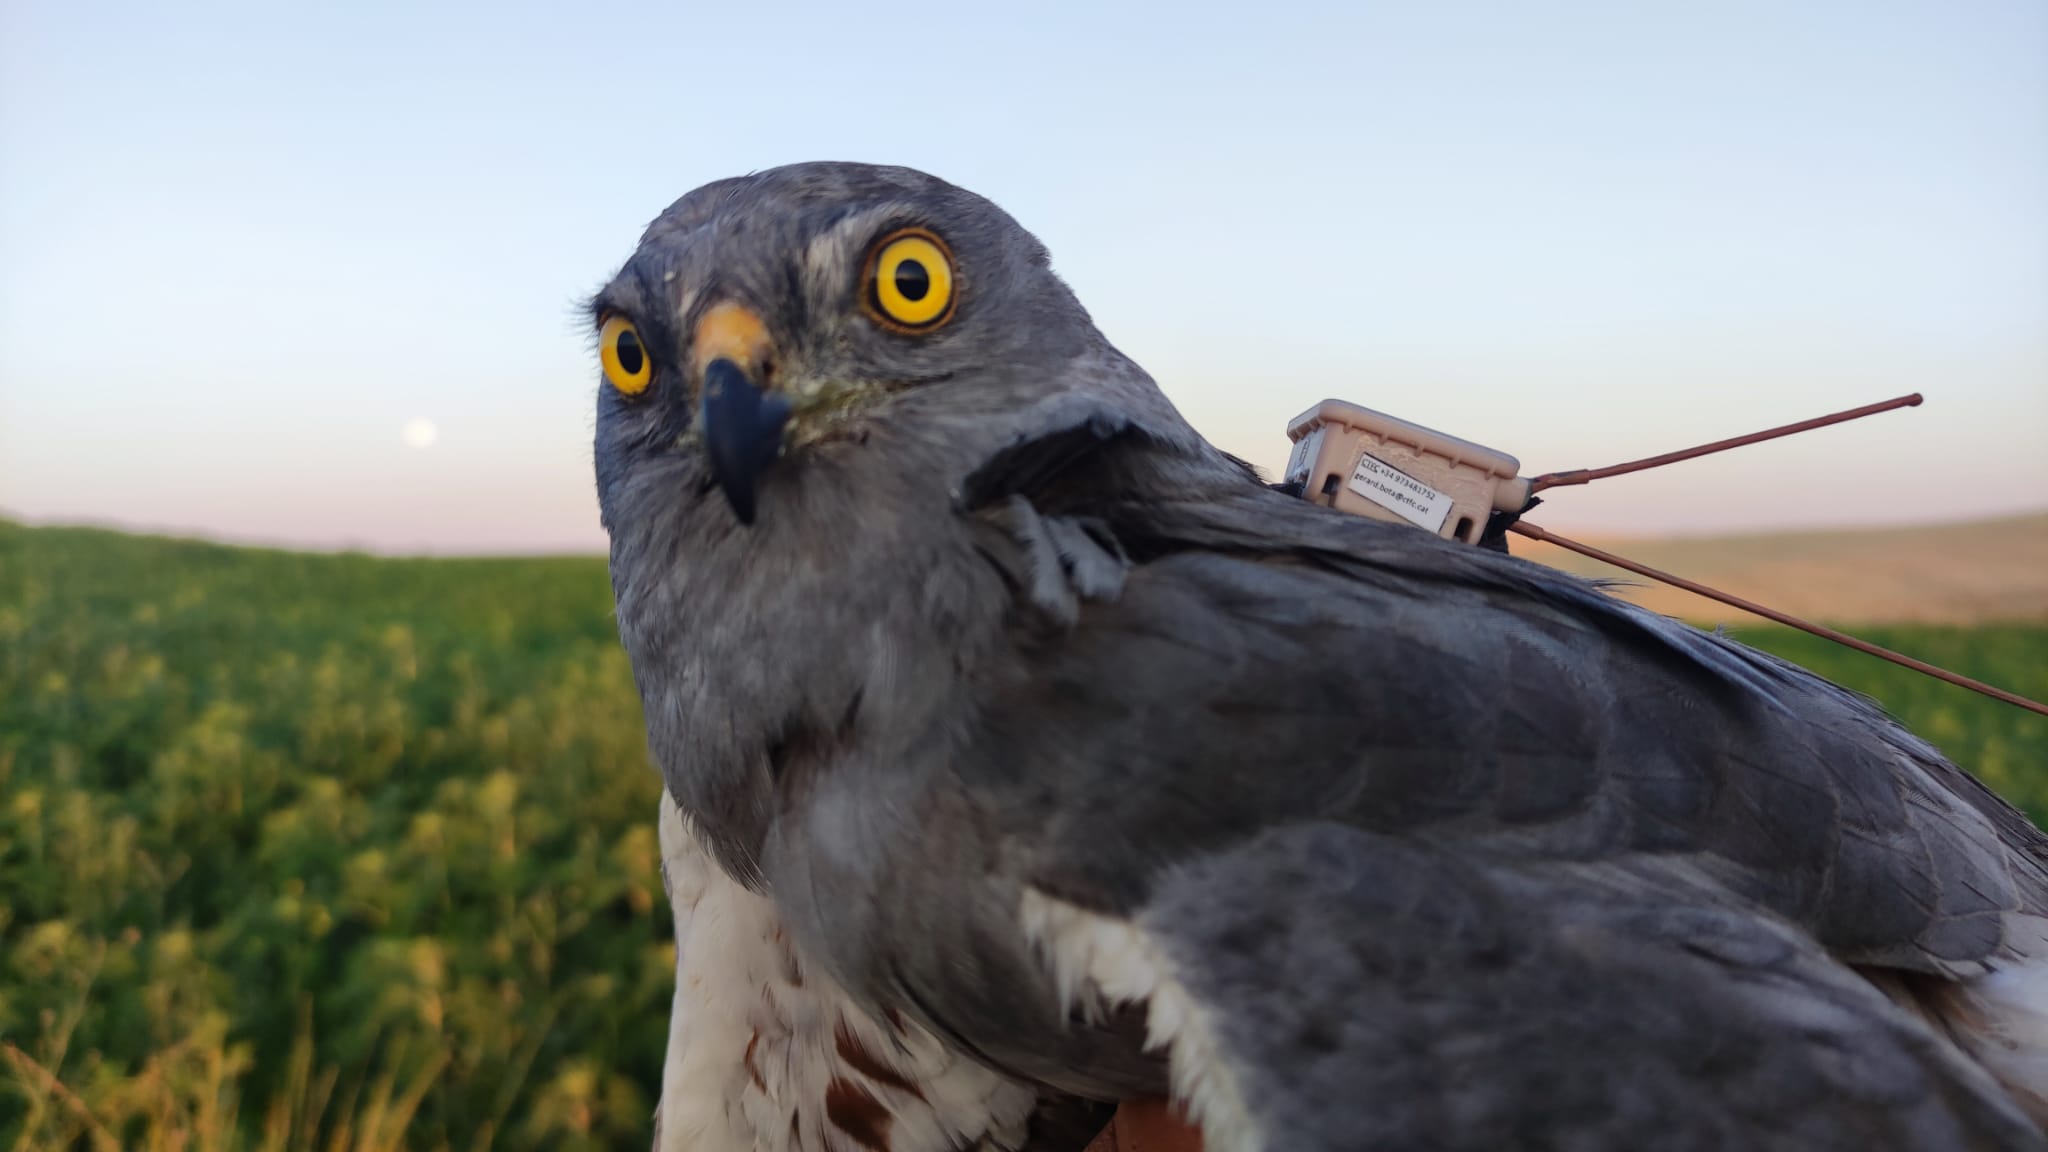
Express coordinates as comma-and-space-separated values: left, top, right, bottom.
951, 450, 2048, 981
1143, 824, 2043, 1150
593, 161, 2048, 1149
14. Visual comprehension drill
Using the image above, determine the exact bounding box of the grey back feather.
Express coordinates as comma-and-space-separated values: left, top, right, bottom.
1146, 824, 2044, 1150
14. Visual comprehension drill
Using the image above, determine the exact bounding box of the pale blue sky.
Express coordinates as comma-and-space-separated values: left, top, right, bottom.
2, 0, 2043, 552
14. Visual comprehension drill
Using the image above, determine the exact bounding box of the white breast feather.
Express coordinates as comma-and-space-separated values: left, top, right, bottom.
654, 791, 1038, 1152
1932, 938, 2048, 1127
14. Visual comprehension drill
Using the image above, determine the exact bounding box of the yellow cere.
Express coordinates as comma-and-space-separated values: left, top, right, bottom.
868, 230, 955, 330
600, 315, 652, 395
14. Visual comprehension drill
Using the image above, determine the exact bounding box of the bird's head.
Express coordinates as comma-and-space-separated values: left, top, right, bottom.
588, 161, 1186, 533
588, 163, 1202, 880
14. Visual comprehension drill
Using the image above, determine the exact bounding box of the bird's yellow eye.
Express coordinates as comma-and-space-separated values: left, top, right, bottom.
865, 229, 956, 331
600, 315, 652, 395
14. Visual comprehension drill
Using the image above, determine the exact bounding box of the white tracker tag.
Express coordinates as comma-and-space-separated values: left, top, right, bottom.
1284, 427, 1326, 487
1347, 452, 1453, 533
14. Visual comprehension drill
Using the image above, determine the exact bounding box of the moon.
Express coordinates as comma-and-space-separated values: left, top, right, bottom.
402, 418, 438, 449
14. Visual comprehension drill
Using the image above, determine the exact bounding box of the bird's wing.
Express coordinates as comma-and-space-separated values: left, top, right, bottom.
951, 418, 2048, 981
1021, 821, 2046, 1152
770, 416, 2048, 1139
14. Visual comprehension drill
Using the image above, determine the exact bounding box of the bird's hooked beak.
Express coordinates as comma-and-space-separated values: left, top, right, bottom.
693, 302, 791, 526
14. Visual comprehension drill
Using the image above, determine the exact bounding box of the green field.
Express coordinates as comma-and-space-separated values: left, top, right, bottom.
3, 520, 2045, 1150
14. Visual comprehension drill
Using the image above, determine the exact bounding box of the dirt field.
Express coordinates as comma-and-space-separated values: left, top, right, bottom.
1513, 511, 2048, 626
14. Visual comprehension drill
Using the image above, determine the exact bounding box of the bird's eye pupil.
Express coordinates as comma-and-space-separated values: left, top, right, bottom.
616, 329, 645, 375
894, 260, 930, 302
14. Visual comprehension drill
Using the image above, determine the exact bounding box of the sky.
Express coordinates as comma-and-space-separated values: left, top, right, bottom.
2, 0, 2043, 554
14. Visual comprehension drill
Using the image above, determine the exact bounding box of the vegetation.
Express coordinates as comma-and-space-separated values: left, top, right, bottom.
2, 519, 2044, 1149
1, 524, 666, 1150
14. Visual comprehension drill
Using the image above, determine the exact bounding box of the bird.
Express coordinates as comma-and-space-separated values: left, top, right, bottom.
589, 161, 2048, 1152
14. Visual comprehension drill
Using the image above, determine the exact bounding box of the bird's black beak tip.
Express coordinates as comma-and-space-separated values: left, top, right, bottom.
701, 357, 792, 527
727, 490, 758, 527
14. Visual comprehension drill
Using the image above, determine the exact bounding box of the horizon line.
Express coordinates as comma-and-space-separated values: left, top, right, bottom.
6, 505, 2045, 563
